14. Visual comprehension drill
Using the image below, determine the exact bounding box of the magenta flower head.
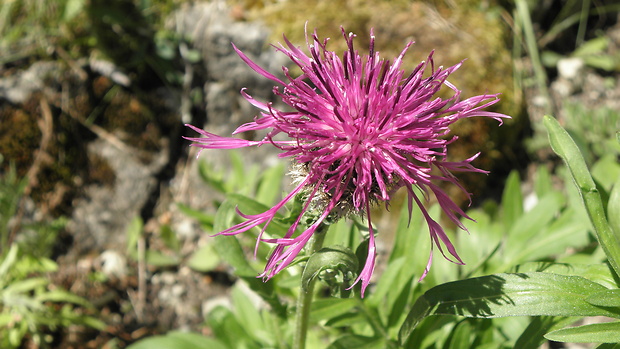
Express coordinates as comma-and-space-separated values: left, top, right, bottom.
185, 27, 510, 296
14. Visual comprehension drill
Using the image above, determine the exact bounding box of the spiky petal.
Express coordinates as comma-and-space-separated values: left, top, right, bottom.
185, 28, 510, 296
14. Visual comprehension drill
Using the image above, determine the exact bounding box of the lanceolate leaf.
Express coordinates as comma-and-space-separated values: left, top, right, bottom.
398, 272, 620, 345
545, 321, 620, 343
586, 289, 620, 307
544, 115, 620, 278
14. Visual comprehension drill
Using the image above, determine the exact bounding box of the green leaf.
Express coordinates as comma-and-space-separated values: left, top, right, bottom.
212, 200, 256, 277
207, 306, 256, 349
177, 203, 214, 228
545, 321, 620, 343
327, 335, 389, 349
230, 285, 272, 346
126, 331, 227, 349
160, 224, 180, 252
597, 343, 620, 349
501, 170, 523, 230
187, 244, 220, 272
587, 289, 620, 307
398, 272, 620, 345
544, 115, 620, 278
366, 257, 406, 308
212, 200, 285, 317
446, 320, 473, 349
534, 165, 553, 200
63, 0, 84, 20
226, 193, 289, 237
255, 163, 284, 206
544, 115, 596, 193
0, 313, 12, 327
514, 316, 577, 349
301, 246, 358, 292
4, 277, 48, 294
513, 262, 619, 289
573, 37, 609, 57
310, 298, 358, 323
197, 160, 226, 194
144, 250, 180, 267
592, 156, 620, 192
35, 289, 93, 308
608, 177, 620, 242
0, 244, 19, 281
125, 217, 143, 256
388, 193, 425, 264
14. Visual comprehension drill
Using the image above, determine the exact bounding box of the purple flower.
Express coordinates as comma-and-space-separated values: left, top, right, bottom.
185, 28, 509, 296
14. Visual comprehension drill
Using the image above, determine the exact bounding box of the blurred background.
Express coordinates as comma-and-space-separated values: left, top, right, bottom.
0, 0, 619, 347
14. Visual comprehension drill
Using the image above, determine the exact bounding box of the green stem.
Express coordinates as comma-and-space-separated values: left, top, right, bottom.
293, 226, 327, 349
515, 0, 554, 116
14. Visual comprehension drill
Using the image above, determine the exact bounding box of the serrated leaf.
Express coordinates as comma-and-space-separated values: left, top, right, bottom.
399, 272, 620, 345
587, 289, 620, 307
545, 321, 620, 343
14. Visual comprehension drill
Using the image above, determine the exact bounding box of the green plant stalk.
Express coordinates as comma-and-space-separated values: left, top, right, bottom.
293, 226, 328, 349
544, 115, 620, 278
515, 0, 553, 116
576, 0, 590, 47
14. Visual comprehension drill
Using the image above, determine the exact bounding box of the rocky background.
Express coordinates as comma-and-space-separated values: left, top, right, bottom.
0, 0, 618, 347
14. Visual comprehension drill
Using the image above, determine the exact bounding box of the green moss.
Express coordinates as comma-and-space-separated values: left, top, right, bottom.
0, 101, 41, 177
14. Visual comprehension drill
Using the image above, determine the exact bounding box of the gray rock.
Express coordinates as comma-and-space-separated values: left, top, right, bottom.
0, 61, 61, 104
67, 138, 168, 255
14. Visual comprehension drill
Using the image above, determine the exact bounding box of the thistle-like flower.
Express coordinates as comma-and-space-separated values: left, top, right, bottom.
185, 28, 509, 296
